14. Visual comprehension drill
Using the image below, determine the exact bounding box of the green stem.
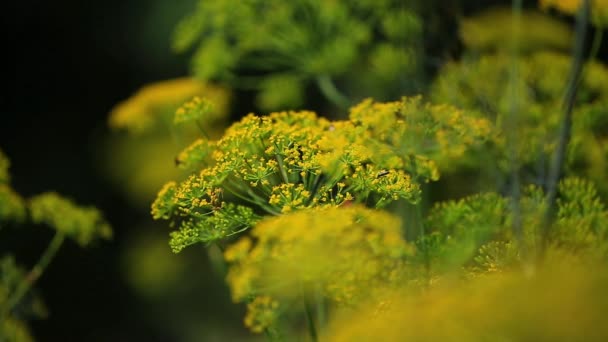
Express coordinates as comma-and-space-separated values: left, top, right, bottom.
508, 0, 524, 250
303, 292, 319, 342
590, 28, 604, 61
195, 120, 210, 140
275, 153, 291, 184
316, 75, 350, 110
541, 0, 590, 255
5, 232, 65, 314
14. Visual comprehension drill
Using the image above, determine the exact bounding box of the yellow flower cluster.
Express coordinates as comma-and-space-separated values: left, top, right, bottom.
540, 0, 608, 25
324, 256, 608, 341
153, 97, 491, 251
109, 78, 230, 134
174, 96, 217, 124
224, 205, 412, 332
349, 97, 493, 174
243, 296, 280, 333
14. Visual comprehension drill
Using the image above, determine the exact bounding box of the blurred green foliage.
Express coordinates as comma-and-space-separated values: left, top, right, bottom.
173, 0, 424, 110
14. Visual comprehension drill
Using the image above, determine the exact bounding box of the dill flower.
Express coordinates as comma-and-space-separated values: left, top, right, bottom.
459, 8, 573, 53
224, 205, 412, 332
421, 177, 608, 277
153, 96, 490, 251
323, 256, 608, 341
540, 0, 608, 26
109, 77, 230, 134
29, 192, 112, 247
243, 296, 280, 333
106, 78, 231, 206
172, 0, 423, 110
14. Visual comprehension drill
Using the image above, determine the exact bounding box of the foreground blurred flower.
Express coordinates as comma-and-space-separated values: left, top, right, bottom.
540, 0, 608, 26
225, 205, 412, 333
324, 254, 608, 341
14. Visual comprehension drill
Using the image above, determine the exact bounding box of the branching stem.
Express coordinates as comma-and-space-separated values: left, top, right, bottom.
541, 0, 590, 254
5, 232, 65, 315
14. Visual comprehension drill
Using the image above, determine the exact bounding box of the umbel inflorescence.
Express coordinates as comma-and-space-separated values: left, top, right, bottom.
151, 96, 491, 334
152, 96, 491, 253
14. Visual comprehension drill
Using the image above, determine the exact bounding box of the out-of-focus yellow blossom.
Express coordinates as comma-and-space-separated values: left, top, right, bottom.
109, 78, 230, 134
224, 205, 412, 332
174, 96, 217, 124
29, 192, 112, 246
540, 0, 608, 26
460, 8, 573, 53
106, 78, 231, 206
243, 296, 280, 333
324, 255, 608, 341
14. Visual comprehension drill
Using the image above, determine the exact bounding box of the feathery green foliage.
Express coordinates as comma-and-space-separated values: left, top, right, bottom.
173, 0, 423, 110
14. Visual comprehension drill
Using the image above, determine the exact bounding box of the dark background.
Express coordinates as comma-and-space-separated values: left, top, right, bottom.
1, 0, 605, 340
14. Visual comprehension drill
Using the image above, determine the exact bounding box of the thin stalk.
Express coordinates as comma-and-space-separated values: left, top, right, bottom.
541, 0, 590, 254
275, 153, 291, 184
303, 292, 319, 342
590, 28, 604, 61
5, 232, 65, 314
508, 0, 524, 250
316, 75, 350, 110
195, 120, 210, 140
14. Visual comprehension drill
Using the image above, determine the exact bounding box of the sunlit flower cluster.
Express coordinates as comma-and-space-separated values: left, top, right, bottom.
152, 97, 491, 252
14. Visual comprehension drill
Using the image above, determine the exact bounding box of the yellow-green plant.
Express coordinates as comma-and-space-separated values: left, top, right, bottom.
0, 149, 111, 341
152, 96, 491, 253
106, 78, 231, 205
150, 96, 491, 337
141, 1, 608, 340
432, 9, 608, 195
541, 0, 608, 26
172, 0, 423, 110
